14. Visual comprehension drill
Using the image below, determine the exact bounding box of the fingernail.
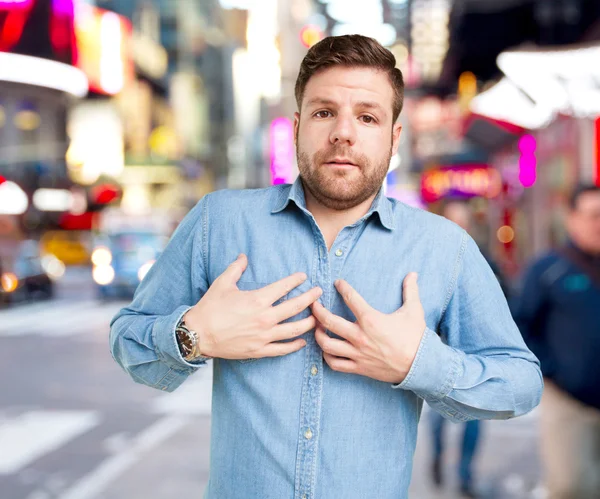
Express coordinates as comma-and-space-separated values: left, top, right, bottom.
237, 254, 244, 260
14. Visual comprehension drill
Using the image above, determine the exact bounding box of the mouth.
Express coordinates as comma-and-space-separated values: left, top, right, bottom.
324, 158, 359, 169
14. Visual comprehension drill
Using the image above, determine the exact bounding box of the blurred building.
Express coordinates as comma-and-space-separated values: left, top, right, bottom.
0, 0, 87, 236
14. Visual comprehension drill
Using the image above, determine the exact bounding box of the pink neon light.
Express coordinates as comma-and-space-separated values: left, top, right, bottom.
0, 0, 34, 8
519, 134, 537, 188
270, 117, 295, 185
52, 0, 73, 16
518, 134, 536, 154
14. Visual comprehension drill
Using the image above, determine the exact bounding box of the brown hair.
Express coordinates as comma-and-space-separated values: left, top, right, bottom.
295, 34, 405, 123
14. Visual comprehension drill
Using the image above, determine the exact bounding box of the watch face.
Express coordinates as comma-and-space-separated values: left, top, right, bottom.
176, 329, 193, 356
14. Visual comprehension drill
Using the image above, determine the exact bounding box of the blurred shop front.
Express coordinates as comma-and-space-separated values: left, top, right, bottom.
65, 3, 212, 243
469, 43, 600, 273
0, 0, 87, 237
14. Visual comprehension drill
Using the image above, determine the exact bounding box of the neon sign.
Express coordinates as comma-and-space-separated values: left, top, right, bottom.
270, 117, 295, 185
421, 164, 502, 203
0, 0, 34, 8
518, 134, 537, 188
0, 0, 76, 65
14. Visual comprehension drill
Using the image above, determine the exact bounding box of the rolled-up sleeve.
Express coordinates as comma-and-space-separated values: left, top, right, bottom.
109, 197, 210, 392
395, 233, 543, 422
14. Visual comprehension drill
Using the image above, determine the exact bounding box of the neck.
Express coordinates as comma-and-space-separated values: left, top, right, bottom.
303, 185, 377, 250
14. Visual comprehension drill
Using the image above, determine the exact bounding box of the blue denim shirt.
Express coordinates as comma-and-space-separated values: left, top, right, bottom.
110, 178, 543, 499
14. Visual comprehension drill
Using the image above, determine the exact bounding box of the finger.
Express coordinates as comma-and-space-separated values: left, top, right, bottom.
215, 254, 248, 287
334, 279, 373, 322
261, 338, 307, 358
259, 272, 308, 305
311, 302, 360, 344
271, 315, 317, 341
323, 352, 357, 374
270, 286, 322, 323
315, 325, 358, 359
401, 272, 421, 306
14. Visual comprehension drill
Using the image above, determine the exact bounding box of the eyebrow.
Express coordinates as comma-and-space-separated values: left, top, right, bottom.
356, 101, 387, 116
305, 97, 337, 109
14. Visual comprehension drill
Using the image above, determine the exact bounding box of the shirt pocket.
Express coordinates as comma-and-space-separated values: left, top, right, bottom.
235, 280, 289, 363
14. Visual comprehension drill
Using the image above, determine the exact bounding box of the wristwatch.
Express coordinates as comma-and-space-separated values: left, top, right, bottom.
175, 317, 211, 361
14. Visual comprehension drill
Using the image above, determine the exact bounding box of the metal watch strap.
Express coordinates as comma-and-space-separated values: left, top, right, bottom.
176, 318, 210, 361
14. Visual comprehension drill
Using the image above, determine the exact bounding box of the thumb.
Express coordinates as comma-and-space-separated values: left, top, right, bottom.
400, 272, 421, 308
217, 254, 248, 287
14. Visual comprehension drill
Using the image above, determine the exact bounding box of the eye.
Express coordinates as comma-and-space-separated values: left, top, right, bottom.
314, 110, 332, 118
360, 115, 376, 124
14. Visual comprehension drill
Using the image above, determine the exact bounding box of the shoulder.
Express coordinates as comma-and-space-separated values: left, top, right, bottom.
199, 185, 288, 214
523, 251, 566, 283
390, 199, 466, 243
390, 199, 462, 232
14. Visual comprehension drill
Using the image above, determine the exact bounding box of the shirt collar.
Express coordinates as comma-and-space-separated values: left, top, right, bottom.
271, 176, 395, 231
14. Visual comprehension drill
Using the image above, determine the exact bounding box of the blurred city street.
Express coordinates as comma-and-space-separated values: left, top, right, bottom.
1, 0, 599, 498
0, 267, 543, 499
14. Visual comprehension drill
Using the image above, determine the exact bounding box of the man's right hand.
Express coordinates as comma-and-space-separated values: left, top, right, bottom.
183, 254, 322, 360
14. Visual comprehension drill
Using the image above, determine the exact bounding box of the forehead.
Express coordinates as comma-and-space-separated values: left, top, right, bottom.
302, 66, 394, 109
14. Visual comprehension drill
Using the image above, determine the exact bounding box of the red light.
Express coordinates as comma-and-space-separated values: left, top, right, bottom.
0, 175, 5, 185
0, 11, 29, 50
91, 184, 120, 204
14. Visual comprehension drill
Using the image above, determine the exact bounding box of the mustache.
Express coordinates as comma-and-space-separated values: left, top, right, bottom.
313, 146, 368, 167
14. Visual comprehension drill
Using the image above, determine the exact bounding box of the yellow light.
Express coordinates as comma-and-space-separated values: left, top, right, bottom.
0, 106, 5, 127
14, 110, 41, 131
459, 71, 478, 96
497, 226, 515, 244
300, 25, 323, 48
92, 247, 113, 266
93, 265, 115, 285
391, 43, 409, 66
1, 272, 18, 293
138, 260, 155, 281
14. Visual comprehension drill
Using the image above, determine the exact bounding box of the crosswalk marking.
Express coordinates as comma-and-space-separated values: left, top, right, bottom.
0, 301, 126, 338
0, 410, 100, 474
58, 416, 190, 499
151, 365, 213, 416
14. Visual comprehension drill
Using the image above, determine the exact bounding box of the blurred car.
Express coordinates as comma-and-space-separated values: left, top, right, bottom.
92, 231, 167, 300
0, 240, 58, 305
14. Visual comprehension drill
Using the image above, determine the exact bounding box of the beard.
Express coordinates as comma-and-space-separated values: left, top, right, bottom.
296, 141, 392, 211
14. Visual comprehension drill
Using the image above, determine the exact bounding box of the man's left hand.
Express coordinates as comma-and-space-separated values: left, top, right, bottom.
311, 273, 426, 384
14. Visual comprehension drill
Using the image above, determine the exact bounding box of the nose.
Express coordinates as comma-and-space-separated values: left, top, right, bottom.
329, 112, 357, 146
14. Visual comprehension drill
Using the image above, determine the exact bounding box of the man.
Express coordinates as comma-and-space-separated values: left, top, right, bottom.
110, 35, 542, 499
513, 184, 600, 499
429, 200, 505, 498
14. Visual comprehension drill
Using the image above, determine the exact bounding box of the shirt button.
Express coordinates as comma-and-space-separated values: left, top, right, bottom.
304, 428, 313, 440
311, 365, 318, 376
335, 248, 343, 257
302, 495, 307, 499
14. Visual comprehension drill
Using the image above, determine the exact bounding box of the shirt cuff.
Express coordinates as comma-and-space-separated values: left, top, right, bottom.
392, 327, 462, 399
152, 305, 209, 371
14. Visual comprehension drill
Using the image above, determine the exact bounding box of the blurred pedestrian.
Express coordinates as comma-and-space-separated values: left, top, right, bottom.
513, 184, 600, 499
110, 35, 542, 499
429, 201, 509, 498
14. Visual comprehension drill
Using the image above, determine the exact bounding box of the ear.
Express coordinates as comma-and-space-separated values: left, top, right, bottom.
293, 112, 300, 147
391, 122, 402, 156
